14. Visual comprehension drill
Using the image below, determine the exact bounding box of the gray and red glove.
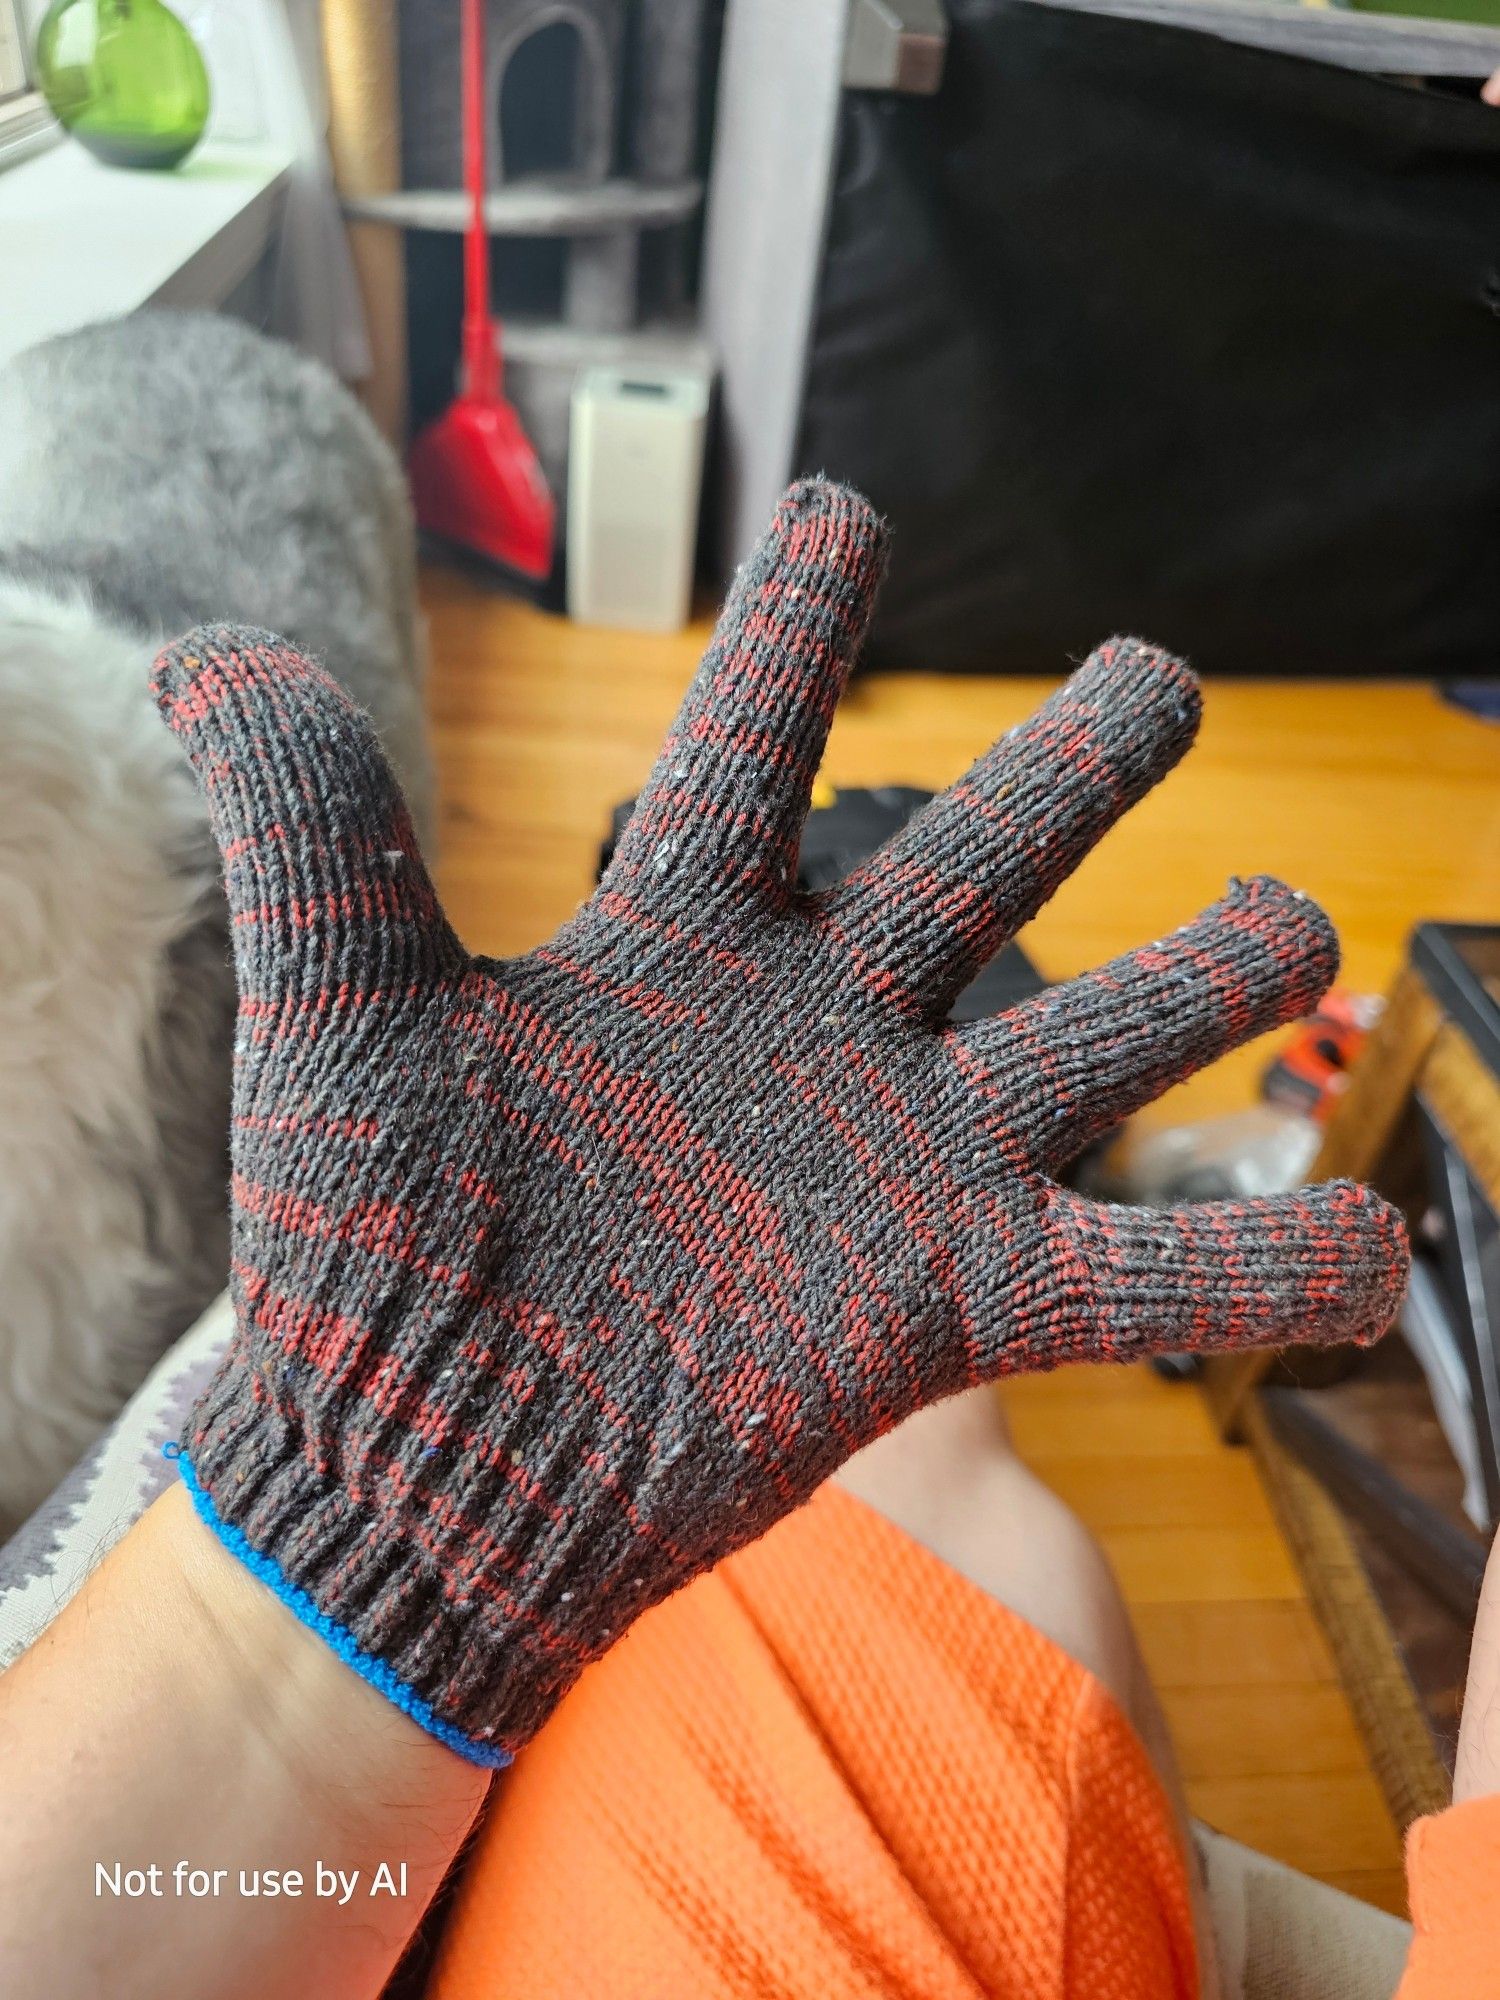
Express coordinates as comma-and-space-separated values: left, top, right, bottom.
151, 480, 1407, 1765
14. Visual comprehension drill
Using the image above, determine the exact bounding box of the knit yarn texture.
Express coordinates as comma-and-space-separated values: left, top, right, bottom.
152, 479, 1408, 1759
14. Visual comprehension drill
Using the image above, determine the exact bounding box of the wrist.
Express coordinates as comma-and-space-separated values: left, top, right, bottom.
0, 1481, 487, 2000
162, 1480, 490, 1820
178, 1340, 600, 1764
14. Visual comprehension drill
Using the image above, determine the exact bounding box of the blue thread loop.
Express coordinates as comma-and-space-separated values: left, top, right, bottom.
173, 1454, 512, 1770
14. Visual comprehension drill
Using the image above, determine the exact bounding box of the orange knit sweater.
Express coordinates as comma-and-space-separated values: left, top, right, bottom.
1400, 1793, 1500, 1997
425, 1487, 1495, 1998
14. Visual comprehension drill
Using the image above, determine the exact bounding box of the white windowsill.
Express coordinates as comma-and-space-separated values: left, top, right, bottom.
0, 137, 292, 371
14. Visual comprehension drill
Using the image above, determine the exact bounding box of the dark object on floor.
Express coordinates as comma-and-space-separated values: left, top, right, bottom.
1442, 682, 1500, 721
602, 782, 1047, 1020
1151, 1352, 1201, 1382
796, 0, 1500, 677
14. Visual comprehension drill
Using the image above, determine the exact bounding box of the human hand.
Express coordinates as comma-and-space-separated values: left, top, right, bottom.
152, 480, 1407, 1765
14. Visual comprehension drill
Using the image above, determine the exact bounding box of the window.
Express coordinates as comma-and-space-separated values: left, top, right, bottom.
0, 0, 56, 170
1, 0, 31, 100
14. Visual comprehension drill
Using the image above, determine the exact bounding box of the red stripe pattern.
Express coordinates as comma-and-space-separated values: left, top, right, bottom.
151, 478, 1408, 1758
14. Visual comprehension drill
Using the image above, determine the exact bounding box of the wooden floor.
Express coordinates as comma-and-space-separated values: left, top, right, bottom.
423, 562, 1500, 1917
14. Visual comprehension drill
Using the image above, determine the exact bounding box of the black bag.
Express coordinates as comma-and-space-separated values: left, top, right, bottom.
796, 0, 1500, 676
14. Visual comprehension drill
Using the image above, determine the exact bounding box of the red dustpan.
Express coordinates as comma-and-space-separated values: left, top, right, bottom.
408, 0, 555, 582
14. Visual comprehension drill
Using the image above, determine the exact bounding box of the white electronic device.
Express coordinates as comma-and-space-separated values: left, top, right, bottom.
567, 365, 710, 633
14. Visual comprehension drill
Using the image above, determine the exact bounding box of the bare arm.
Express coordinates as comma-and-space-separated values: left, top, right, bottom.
0, 1484, 485, 2000
1454, 1526, 1500, 1804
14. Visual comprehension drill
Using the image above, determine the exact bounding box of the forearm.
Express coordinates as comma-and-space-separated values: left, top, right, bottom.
0, 1483, 487, 2000
1454, 1521, 1500, 1805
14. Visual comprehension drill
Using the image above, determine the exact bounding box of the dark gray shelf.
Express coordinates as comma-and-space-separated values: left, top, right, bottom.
500, 314, 711, 367
343, 177, 702, 239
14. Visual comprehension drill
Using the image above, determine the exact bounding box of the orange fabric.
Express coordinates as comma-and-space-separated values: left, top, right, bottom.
1399, 1792, 1500, 1998
427, 1485, 1198, 1999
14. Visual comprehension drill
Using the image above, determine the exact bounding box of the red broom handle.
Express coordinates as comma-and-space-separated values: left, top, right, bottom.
461, 0, 499, 400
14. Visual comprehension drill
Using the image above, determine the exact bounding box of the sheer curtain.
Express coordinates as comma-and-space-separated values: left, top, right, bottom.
184, 0, 372, 380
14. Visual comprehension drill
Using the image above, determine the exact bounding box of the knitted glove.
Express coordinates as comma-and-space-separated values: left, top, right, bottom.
153, 480, 1407, 1766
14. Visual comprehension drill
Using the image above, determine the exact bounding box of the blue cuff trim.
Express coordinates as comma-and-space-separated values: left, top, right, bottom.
169, 1447, 513, 1770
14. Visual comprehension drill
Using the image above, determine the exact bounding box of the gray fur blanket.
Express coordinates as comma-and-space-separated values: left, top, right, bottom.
0, 311, 434, 1529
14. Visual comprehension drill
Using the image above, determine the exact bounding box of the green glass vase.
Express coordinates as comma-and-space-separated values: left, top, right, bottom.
36, 0, 210, 171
